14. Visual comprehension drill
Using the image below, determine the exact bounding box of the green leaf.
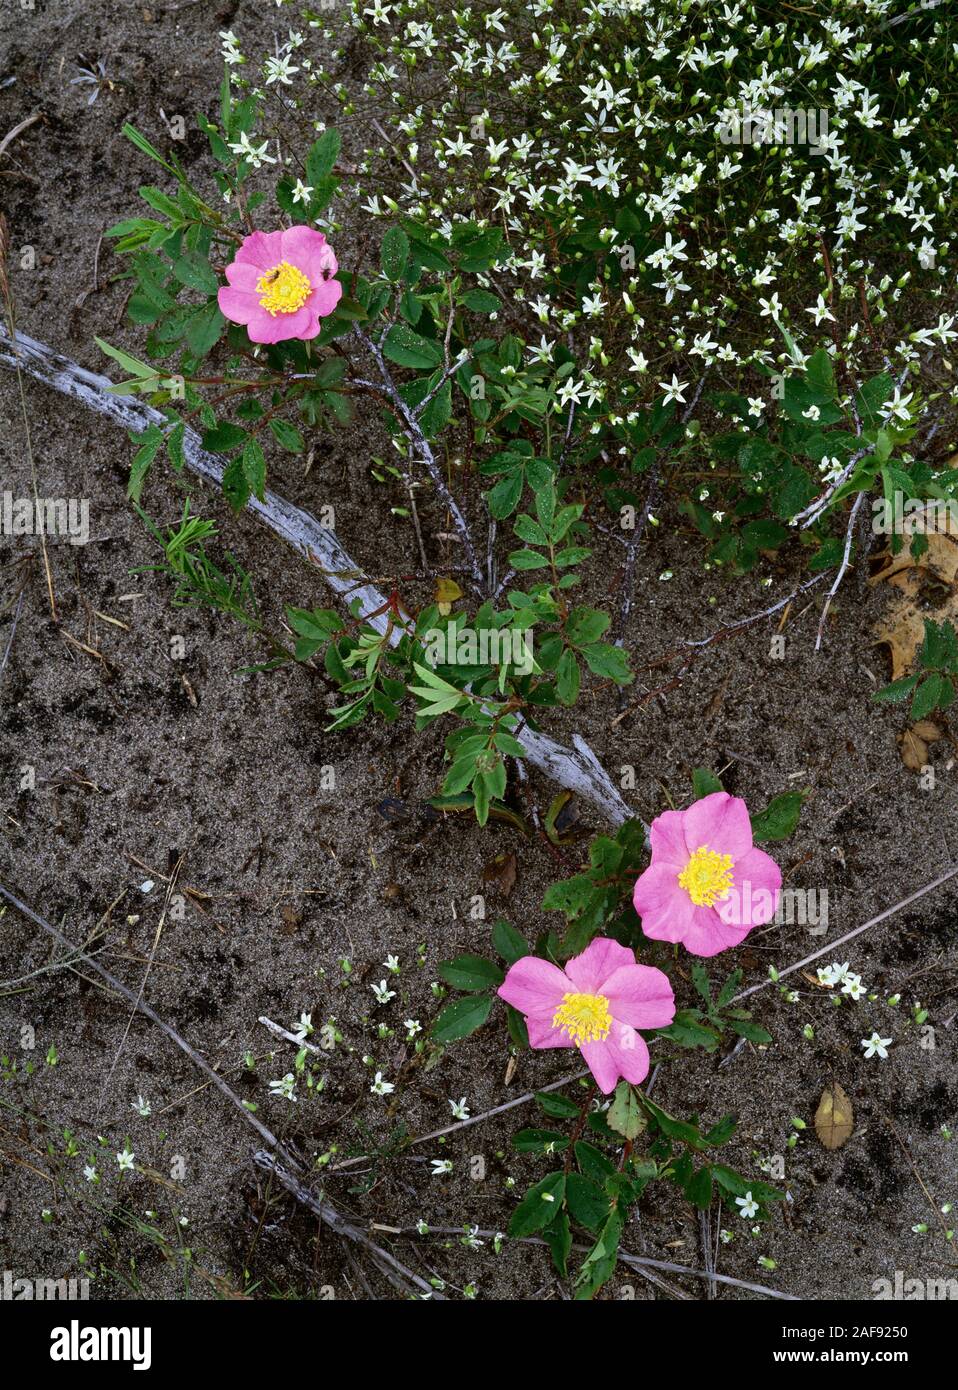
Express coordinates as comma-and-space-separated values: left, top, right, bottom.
556, 648, 580, 705
536, 1091, 581, 1120
185, 301, 225, 356
288, 607, 339, 639
727, 1017, 773, 1045
911, 673, 945, 721
95, 337, 160, 382
473, 772, 491, 827
750, 791, 805, 843
173, 251, 219, 296
712, 1164, 785, 1204
691, 961, 712, 1005
565, 1173, 610, 1231
462, 288, 500, 314
514, 513, 548, 546
641, 1097, 710, 1150
512, 1128, 569, 1154
306, 128, 341, 185
574, 1141, 616, 1183
686, 1165, 714, 1210
565, 607, 610, 647
573, 1206, 624, 1299
656, 1010, 721, 1052
508, 548, 548, 571
123, 123, 177, 175
507, 1172, 566, 1238
419, 378, 452, 437
580, 643, 632, 685
716, 969, 743, 1010
608, 1082, 645, 1140
486, 471, 523, 519
137, 184, 182, 221
703, 1114, 737, 1147
692, 767, 723, 799
437, 953, 504, 992
921, 619, 958, 671
805, 348, 837, 401
241, 438, 266, 502
222, 454, 250, 512
541, 1209, 572, 1277
127, 428, 163, 503
872, 673, 920, 703
381, 226, 410, 282
431, 994, 492, 1044
382, 323, 443, 369
269, 418, 305, 453
306, 175, 339, 216
202, 422, 247, 453
506, 1003, 529, 1049
443, 756, 479, 796
492, 919, 528, 965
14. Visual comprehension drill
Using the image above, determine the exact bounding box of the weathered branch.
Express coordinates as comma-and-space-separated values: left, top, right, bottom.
0, 325, 634, 827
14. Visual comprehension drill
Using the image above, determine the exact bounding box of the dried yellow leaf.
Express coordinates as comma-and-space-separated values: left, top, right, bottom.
815, 1081, 854, 1150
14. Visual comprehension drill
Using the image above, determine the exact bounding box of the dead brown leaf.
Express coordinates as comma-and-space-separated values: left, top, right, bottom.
815, 1080, 854, 1150
870, 508, 958, 680
482, 851, 517, 899
898, 721, 942, 771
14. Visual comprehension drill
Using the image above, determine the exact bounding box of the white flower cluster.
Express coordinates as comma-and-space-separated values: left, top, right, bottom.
297, 0, 958, 413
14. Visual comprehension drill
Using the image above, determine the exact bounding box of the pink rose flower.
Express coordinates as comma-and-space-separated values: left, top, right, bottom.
497, 937, 675, 1094
632, 791, 782, 958
217, 226, 342, 344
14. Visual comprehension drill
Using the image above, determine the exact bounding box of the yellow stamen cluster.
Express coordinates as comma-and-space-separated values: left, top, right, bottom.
256, 260, 312, 315
678, 845, 734, 907
552, 992, 612, 1048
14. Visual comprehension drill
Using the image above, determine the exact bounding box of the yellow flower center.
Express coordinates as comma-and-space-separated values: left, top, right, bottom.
678, 845, 735, 907
256, 260, 312, 315
552, 992, 611, 1048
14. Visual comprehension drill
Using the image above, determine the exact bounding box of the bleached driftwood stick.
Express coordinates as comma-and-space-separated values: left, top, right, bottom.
0, 325, 633, 826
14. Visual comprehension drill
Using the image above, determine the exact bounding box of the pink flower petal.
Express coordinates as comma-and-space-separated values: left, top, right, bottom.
217, 285, 259, 325
306, 276, 343, 319
282, 224, 337, 276
564, 937, 635, 994
497, 956, 570, 1020
224, 260, 262, 291
581, 1023, 650, 1094
578, 1038, 620, 1093
526, 1015, 574, 1050
680, 905, 751, 958
296, 309, 323, 341
246, 305, 314, 344
234, 229, 284, 269
633, 862, 697, 942
682, 791, 754, 859
716, 846, 781, 927
649, 808, 690, 868
603, 964, 675, 1030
